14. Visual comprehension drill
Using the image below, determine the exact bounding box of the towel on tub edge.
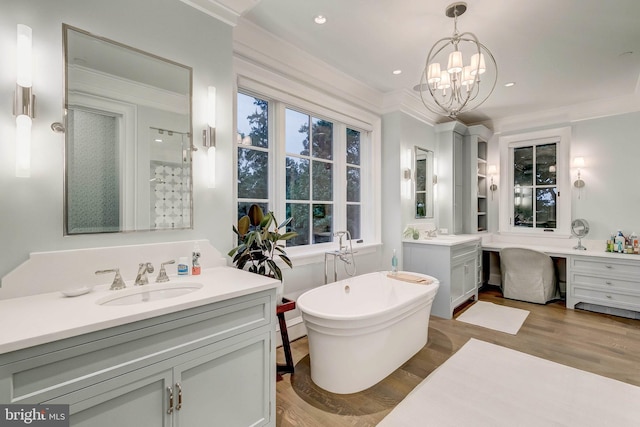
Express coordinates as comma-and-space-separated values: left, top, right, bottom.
387, 273, 433, 284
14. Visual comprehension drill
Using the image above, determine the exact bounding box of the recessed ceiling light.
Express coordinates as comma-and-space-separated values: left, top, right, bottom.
504, 82, 516, 87
314, 15, 327, 25
392, 69, 402, 75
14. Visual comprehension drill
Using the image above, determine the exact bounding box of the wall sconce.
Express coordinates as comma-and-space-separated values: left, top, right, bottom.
202, 86, 216, 188
487, 164, 498, 200
15, 24, 35, 178
573, 156, 585, 199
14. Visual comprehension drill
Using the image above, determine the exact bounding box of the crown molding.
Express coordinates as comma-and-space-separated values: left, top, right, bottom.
178, 0, 260, 26
233, 17, 383, 115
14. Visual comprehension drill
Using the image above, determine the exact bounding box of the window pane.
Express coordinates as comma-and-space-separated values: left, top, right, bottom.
513, 146, 533, 186
237, 147, 268, 199
312, 118, 333, 160
286, 203, 310, 247
237, 202, 268, 221
536, 188, 557, 228
514, 187, 533, 227
536, 143, 557, 185
285, 109, 309, 155
347, 128, 361, 165
416, 158, 427, 192
347, 205, 361, 240
313, 204, 333, 243
312, 160, 333, 201
237, 93, 268, 148
347, 166, 360, 202
286, 157, 309, 200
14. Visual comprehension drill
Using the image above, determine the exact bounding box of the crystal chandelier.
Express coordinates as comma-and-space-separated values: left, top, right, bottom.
419, 2, 497, 119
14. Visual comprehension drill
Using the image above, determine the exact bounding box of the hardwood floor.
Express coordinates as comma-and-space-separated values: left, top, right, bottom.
275, 287, 640, 426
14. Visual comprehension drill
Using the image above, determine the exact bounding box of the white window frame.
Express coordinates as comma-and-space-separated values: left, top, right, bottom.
498, 127, 571, 237
235, 78, 380, 260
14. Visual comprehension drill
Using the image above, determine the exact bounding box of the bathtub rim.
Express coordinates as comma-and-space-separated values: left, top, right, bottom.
297, 271, 440, 322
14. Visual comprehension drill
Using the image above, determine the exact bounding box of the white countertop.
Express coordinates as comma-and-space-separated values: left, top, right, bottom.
403, 234, 482, 246
482, 241, 640, 260
0, 267, 279, 355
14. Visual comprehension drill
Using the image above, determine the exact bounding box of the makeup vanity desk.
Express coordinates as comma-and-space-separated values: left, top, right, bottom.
482, 240, 640, 314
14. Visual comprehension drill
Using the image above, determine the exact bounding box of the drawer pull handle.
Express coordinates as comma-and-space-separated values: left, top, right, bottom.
176, 382, 183, 410
605, 265, 613, 269
606, 295, 612, 299
167, 386, 174, 414
605, 281, 613, 285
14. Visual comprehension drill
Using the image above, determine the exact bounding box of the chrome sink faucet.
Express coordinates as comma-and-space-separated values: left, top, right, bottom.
156, 260, 175, 283
135, 262, 154, 286
95, 268, 126, 290
426, 229, 438, 238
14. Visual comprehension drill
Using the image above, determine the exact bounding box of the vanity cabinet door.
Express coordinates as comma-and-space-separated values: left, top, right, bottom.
174, 330, 271, 427
45, 363, 173, 427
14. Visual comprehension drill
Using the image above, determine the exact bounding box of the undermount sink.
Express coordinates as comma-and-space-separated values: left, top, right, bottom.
96, 282, 203, 306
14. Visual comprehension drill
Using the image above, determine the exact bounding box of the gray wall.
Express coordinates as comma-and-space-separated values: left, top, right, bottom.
0, 0, 234, 280
492, 111, 640, 240
381, 111, 437, 269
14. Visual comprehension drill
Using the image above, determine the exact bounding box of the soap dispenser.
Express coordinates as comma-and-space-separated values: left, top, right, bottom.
192, 242, 201, 275
391, 249, 398, 275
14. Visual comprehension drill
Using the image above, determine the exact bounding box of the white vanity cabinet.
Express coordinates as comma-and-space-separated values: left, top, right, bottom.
567, 255, 640, 312
404, 237, 481, 319
0, 291, 275, 427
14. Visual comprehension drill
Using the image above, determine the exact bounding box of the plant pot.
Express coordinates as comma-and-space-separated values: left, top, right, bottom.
412, 232, 420, 240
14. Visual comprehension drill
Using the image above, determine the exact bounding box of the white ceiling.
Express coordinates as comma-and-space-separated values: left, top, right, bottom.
227, 0, 640, 126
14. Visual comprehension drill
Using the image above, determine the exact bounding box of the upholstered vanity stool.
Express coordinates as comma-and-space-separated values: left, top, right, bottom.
500, 247, 560, 304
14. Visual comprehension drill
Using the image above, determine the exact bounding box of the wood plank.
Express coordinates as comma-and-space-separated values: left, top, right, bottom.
276, 287, 640, 426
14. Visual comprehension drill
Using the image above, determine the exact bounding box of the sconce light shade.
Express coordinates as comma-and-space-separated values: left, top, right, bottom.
573, 156, 585, 168
16, 25, 33, 88
207, 86, 216, 128
203, 86, 217, 188
15, 24, 35, 178
206, 146, 216, 189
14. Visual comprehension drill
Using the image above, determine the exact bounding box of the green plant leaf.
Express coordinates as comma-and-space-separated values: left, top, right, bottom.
278, 254, 293, 269
237, 216, 250, 236
248, 204, 264, 227
279, 232, 298, 241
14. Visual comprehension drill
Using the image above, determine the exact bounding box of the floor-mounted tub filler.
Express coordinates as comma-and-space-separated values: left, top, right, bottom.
297, 271, 439, 394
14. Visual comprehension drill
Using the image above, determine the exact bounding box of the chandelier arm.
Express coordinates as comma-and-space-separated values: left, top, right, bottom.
418, 3, 498, 119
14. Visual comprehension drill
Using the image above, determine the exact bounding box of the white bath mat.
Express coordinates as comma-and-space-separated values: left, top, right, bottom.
455, 301, 529, 335
378, 338, 640, 427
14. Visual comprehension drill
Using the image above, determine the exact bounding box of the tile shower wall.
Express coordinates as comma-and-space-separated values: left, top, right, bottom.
151, 161, 191, 229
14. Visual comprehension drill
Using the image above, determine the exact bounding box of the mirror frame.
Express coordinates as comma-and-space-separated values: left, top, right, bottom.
414, 146, 435, 219
62, 24, 194, 235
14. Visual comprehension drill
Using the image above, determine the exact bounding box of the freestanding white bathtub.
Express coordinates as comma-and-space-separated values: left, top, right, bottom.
297, 271, 439, 394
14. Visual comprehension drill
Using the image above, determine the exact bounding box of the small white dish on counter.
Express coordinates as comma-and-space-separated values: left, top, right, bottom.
60, 286, 93, 297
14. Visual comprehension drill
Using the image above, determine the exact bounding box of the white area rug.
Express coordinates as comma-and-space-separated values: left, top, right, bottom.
456, 301, 529, 334
378, 338, 640, 427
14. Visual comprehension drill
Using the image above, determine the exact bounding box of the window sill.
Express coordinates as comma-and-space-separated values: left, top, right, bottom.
285, 241, 382, 267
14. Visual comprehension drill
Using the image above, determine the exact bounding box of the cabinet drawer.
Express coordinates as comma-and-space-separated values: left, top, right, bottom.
572, 286, 640, 308
451, 241, 480, 260
3, 295, 271, 404
572, 273, 640, 292
572, 257, 640, 277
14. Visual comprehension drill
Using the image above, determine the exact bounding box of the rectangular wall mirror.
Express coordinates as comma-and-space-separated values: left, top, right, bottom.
63, 25, 193, 235
415, 146, 434, 219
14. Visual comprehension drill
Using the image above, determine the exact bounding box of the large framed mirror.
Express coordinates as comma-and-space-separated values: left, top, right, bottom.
63, 25, 193, 235
415, 146, 434, 218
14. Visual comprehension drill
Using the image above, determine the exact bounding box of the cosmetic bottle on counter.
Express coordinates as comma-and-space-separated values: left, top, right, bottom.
192, 242, 201, 275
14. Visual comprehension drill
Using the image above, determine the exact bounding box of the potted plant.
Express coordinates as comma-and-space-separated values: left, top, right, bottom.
228, 205, 298, 301
403, 226, 421, 240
